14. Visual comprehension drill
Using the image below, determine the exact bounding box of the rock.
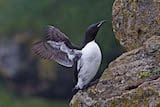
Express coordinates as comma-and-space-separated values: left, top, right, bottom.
70, 36, 160, 107
70, 0, 160, 106
112, 0, 160, 51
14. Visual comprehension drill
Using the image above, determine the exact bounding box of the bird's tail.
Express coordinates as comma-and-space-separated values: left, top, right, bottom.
72, 86, 80, 95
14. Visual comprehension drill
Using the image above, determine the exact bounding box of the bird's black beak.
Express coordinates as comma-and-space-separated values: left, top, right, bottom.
97, 20, 106, 28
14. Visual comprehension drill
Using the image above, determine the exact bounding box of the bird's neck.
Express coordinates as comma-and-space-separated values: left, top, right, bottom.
81, 34, 96, 48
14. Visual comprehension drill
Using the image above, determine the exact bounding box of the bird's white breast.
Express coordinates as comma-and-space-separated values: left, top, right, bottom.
77, 40, 102, 89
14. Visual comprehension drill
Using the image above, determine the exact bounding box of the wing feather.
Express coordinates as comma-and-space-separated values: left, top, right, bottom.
32, 25, 82, 67
45, 25, 69, 42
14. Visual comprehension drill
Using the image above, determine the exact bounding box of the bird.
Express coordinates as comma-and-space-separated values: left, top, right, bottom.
32, 20, 105, 91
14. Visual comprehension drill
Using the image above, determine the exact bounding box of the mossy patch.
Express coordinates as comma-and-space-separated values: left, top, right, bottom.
139, 71, 151, 78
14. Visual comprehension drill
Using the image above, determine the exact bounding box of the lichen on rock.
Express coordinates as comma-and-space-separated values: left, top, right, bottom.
70, 0, 160, 106
70, 36, 160, 107
112, 0, 160, 51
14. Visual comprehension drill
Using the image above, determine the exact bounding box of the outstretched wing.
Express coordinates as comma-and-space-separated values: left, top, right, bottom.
32, 25, 82, 67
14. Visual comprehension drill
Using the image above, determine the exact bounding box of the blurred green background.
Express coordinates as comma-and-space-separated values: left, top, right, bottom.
0, 0, 123, 107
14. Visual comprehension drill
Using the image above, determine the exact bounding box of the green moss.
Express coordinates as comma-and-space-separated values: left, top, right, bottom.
139, 71, 151, 78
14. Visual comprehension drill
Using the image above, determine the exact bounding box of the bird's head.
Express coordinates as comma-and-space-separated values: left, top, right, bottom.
84, 20, 106, 44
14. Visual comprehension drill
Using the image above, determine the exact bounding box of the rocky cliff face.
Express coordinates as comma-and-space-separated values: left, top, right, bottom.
112, 0, 160, 51
70, 0, 160, 107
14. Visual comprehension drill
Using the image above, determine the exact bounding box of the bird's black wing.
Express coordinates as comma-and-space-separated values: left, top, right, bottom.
32, 25, 82, 67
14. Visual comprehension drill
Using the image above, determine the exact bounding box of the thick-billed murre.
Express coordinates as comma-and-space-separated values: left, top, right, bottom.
32, 20, 105, 90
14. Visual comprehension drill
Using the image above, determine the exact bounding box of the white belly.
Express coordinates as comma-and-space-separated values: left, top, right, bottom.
76, 41, 102, 89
